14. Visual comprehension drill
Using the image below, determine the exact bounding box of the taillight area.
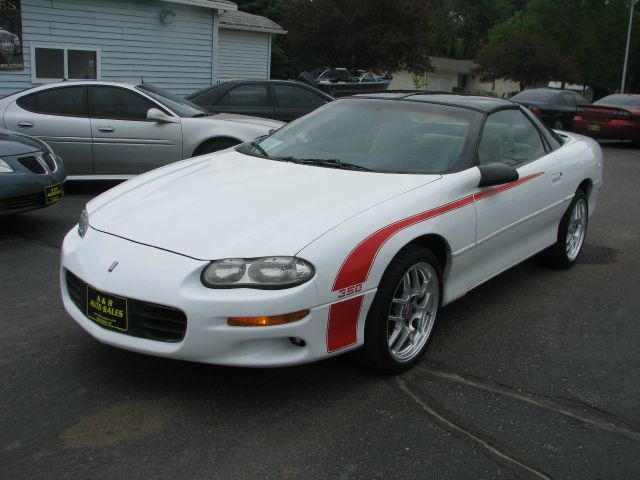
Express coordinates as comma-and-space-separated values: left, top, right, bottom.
529, 106, 542, 115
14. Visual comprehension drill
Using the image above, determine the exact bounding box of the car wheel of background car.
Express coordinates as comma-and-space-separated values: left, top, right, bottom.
193, 138, 240, 156
543, 190, 588, 269
360, 246, 442, 374
553, 117, 566, 130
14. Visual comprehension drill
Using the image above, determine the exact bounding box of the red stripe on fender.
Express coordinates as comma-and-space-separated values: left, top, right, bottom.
327, 295, 364, 353
473, 172, 544, 201
331, 172, 543, 292
332, 195, 474, 291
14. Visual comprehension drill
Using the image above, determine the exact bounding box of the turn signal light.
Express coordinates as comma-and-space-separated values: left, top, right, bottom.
227, 310, 309, 327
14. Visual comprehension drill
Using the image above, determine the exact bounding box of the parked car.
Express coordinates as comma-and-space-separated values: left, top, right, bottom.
572, 94, 640, 144
0, 81, 283, 178
186, 80, 334, 123
510, 88, 589, 130
61, 93, 602, 373
0, 129, 66, 215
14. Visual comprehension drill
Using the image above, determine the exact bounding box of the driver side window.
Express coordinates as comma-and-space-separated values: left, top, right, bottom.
478, 109, 546, 166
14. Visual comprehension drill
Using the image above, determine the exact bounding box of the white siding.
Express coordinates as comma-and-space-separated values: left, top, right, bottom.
0, 0, 216, 97
217, 29, 270, 81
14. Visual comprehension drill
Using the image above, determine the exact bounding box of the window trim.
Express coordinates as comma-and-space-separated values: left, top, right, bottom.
30, 44, 101, 83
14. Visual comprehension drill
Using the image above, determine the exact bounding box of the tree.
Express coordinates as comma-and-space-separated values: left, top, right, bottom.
475, 33, 577, 91
282, 0, 432, 74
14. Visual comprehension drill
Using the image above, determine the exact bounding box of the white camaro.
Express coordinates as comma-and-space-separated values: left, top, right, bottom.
60, 94, 603, 373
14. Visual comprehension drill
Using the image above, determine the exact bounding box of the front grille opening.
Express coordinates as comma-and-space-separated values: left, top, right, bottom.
65, 270, 188, 343
18, 156, 46, 174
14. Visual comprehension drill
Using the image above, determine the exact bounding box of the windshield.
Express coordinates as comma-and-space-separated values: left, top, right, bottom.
511, 90, 557, 102
136, 84, 209, 117
595, 95, 640, 107
239, 99, 481, 174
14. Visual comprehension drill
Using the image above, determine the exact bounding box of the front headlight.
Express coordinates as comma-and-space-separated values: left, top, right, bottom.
78, 209, 89, 237
0, 159, 14, 173
202, 257, 315, 289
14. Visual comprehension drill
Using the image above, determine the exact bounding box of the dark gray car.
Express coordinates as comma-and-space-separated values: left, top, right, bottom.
0, 129, 66, 214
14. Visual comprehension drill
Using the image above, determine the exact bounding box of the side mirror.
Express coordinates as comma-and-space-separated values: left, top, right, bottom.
147, 108, 178, 123
477, 163, 519, 188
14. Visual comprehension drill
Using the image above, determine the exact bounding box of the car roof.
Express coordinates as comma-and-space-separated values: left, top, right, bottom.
3, 80, 139, 97
351, 92, 518, 114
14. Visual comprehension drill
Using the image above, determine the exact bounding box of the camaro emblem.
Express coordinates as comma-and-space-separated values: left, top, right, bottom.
108, 261, 119, 273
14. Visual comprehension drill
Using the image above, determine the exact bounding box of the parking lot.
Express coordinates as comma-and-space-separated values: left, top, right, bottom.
1, 143, 639, 480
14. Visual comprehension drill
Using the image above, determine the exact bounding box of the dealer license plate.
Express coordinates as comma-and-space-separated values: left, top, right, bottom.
587, 124, 601, 132
45, 183, 63, 205
86, 286, 128, 332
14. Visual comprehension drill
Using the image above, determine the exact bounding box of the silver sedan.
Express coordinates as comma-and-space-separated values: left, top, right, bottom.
0, 81, 283, 178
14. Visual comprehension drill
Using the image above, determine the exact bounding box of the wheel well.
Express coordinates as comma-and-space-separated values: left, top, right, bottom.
193, 137, 242, 156
577, 179, 593, 207
408, 234, 449, 272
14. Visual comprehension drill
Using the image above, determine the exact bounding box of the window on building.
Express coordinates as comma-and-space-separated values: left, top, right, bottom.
32, 46, 99, 82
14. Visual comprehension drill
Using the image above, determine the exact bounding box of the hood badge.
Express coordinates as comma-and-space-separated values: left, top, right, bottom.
108, 261, 119, 273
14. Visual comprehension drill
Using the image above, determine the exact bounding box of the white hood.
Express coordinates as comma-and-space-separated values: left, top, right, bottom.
89, 151, 440, 260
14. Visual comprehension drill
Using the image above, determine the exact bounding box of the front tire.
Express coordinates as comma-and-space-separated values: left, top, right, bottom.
544, 190, 588, 269
360, 246, 442, 374
193, 138, 240, 156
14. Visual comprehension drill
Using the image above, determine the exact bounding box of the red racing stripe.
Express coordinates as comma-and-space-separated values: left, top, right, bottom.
332, 172, 543, 292
327, 295, 364, 353
325, 172, 543, 353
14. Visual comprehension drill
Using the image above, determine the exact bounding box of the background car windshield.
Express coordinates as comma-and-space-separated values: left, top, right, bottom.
511, 90, 557, 102
136, 84, 208, 117
594, 95, 640, 107
254, 99, 480, 174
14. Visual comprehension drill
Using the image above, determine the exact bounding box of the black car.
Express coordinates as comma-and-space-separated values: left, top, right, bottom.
0, 129, 66, 215
510, 88, 589, 130
186, 80, 334, 122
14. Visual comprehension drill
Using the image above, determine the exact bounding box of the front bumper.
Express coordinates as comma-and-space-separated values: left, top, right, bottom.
60, 227, 367, 367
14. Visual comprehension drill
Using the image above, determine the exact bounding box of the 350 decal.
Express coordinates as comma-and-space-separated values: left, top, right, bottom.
337, 283, 363, 299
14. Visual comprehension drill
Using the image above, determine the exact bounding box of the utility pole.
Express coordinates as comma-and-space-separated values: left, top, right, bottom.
621, 0, 638, 93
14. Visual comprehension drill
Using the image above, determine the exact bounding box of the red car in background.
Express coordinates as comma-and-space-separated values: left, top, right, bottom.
573, 94, 640, 144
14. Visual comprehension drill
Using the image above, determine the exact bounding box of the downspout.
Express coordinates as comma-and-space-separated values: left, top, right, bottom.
211, 9, 220, 84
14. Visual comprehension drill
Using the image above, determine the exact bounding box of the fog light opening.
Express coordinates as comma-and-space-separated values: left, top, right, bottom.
289, 337, 306, 347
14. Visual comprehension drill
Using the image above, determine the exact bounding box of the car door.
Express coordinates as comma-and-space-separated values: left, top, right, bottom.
3, 85, 92, 175
209, 83, 275, 120
88, 86, 182, 175
271, 84, 329, 122
468, 108, 568, 289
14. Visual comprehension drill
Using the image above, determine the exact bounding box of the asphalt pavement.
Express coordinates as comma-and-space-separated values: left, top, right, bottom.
1, 144, 639, 480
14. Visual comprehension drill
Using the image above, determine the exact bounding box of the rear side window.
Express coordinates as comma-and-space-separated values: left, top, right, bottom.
478, 109, 546, 166
89, 86, 157, 120
273, 85, 326, 108
219, 85, 269, 107
17, 86, 87, 116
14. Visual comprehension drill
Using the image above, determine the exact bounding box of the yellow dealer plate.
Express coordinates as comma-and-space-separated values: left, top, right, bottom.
86, 286, 129, 332
45, 183, 63, 205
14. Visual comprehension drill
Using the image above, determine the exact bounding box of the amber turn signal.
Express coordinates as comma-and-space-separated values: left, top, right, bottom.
227, 310, 309, 327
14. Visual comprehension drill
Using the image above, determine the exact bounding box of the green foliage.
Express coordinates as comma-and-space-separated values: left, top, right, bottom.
475, 33, 577, 90
411, 72, 428, 90
282, 0, 432, 73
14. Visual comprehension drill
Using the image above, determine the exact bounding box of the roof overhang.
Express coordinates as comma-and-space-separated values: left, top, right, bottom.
159, 0, 237, 11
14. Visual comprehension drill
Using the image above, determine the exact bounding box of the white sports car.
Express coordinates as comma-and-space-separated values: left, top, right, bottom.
60, 94, 603, 373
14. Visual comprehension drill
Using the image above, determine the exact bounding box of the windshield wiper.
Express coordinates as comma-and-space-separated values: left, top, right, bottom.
295, 158, 372, 171
250, 140, 270, 157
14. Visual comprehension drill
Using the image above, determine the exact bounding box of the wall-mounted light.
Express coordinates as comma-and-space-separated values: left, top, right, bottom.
160, 9, 176, 25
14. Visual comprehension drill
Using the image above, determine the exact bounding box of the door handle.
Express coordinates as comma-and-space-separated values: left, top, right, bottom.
17, 121, 33, 128
552, 172, 562, 183
98, 126, 115, 133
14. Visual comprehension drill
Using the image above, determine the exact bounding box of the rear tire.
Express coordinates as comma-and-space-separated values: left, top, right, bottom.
193, 138, 240, 156
553, 117, 566, 130
360, 246, 442, 374
543, 190, 588, 269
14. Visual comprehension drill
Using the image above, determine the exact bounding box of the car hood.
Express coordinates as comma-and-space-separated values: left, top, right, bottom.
0, 129, 45, 156
89, 151, 440, 260
202, 113, 282, 129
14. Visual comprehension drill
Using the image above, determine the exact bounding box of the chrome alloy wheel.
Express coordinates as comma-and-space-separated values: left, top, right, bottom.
387, 262, 439, 362
566, 197, 587, 261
